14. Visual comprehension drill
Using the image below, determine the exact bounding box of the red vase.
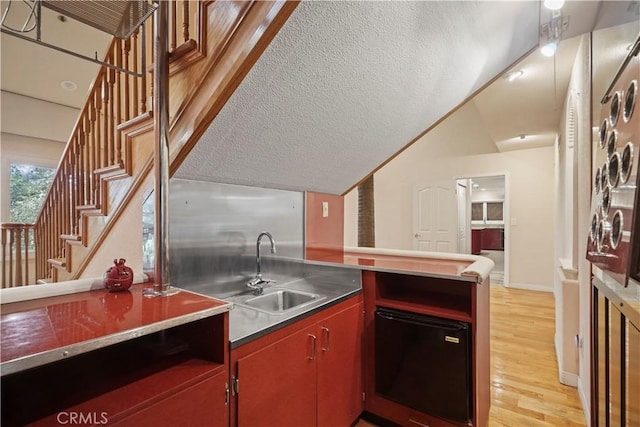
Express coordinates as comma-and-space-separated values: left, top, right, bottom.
104, 258, 134, 292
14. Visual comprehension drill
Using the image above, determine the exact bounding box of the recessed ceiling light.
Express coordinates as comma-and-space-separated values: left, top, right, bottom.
543, 0, 564, 10
480, 188, 487, 191
504, 70, 524, 82
473, 184, 479, 188
519, 134, 527, 140
60, 80, 77, 91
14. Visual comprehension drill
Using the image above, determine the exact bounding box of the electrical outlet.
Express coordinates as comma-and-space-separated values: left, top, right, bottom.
322, 201, 329, 218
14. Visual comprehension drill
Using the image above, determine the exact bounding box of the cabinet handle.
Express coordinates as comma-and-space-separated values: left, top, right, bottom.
321, 327, 330, 352
224, 382, 230, 406
308, 334, 317, 360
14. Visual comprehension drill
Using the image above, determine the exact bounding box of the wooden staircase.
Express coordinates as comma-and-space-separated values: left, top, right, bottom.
1, 0, 298, 288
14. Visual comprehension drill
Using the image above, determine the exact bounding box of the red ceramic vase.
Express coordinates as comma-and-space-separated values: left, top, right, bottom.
104, 258, 134, 292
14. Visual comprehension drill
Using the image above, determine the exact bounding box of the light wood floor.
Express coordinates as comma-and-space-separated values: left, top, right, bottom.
358, 285, 586, 427
488, 285, 585, 426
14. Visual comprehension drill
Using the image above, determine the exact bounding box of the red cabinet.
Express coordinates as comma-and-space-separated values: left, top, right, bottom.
317, 303, 364, 427
236, 326, 318, 426
471, 228, 504, 252
231, 296, 364, 427
112, 370, 229, 427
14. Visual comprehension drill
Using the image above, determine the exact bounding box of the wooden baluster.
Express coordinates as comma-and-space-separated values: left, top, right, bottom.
102, 76, 109, 167
87, 97, 97, 205
183, 0, 190, 42
34, 223, 39, 281
74, 142, 82, 234
14, 228, 23, 286
124, 37, 131, 122
115, 39, 123, 166
1, 228, 6, 287
55, 175, 61, 257
75, 135, 83, 217
141, 23, 147, 114
94, 89, 102, 205
68, 146, 73, 233
171, 0, 177, 51
108, 51, 116, 165
25, 226, 30, 285
45, 207, 51, 276
9, 229, 14, 287
133, 29, 140, 117
84, 115, 91, 205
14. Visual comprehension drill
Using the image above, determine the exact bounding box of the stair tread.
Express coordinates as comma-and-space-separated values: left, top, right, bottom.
47, 257, 67, 267
60, 234, 82, 241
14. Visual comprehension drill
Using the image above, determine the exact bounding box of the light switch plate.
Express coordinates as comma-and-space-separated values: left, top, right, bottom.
322, 201, 329, 218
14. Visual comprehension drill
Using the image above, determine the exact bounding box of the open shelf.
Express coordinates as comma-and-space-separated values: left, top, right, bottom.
2, 316, 226, 426
374, 272, 473, 322
376, 298, 472, 323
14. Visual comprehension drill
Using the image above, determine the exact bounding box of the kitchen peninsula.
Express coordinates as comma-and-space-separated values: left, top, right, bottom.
1, 248, 492, 427
222, 247, 493, 427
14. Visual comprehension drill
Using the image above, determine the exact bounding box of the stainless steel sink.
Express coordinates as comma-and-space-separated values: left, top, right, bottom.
241, 289, 321, 314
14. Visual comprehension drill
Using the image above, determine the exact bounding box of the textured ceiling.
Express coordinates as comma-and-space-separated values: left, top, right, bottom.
175, 1, 541, 195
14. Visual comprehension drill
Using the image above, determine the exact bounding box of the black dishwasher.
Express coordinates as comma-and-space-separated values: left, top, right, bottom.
375, 308, 472, 424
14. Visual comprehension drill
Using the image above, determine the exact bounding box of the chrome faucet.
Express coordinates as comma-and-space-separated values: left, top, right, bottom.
247, 232, 276, 294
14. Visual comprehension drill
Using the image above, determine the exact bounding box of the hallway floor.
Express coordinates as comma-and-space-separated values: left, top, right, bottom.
358, 285, 586, 426
481, 250, 504, 285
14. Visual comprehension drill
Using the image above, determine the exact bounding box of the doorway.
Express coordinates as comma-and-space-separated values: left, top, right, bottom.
457, 174, 509, 286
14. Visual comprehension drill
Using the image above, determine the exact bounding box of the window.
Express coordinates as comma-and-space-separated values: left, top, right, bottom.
9, 164, 55, 223
471, 201, 504, 224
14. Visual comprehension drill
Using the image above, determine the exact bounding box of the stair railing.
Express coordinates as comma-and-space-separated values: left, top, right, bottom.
30, 1, 201, 283
1, 223, 35, 287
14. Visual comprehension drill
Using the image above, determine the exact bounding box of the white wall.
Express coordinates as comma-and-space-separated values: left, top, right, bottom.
573, 34, 592, 422
0, 91, 79, 143
345, 142, 556, 289
471, 189, 504, 202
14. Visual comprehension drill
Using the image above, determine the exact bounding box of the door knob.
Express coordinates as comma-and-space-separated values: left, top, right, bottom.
414, 233, 419, 238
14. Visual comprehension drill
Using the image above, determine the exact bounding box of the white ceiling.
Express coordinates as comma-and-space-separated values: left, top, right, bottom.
0, 2, 111, 109
1, 2, 111, 142
2, 1, 638, 195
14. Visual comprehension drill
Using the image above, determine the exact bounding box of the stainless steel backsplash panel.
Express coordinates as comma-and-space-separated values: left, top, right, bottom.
143, 179, 304, 290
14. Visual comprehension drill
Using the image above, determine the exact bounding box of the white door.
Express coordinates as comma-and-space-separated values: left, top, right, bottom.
413, 180, 456, 252
456, 181, 469, 253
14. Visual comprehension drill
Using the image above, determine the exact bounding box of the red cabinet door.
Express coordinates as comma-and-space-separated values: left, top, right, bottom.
236, 326, 317, 427
111, 370, 229, 427
317, 302, 364, 427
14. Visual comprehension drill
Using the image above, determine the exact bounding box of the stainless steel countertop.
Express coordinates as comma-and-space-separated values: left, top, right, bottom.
184, 265, 362, 348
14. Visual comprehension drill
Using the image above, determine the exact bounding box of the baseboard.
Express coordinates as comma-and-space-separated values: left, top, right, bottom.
554, 334, 579, 387
505, 282, 553, 292
560, 371, 579, 387
577, 376, 591, 426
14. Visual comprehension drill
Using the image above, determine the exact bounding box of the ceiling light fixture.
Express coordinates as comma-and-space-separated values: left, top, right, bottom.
543, 0, 565, 10
539, 10, 565, 57
60, 80, 77, 91
541, 41, 558, 57
504, 70, 524, 82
